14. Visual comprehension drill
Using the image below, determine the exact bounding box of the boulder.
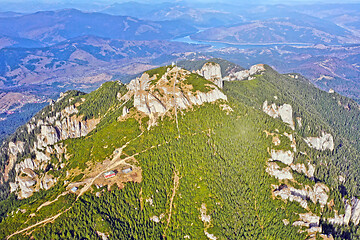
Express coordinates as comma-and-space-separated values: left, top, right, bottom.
266, 162, 293, 180
270, 149, 294, 165
304, 132, 334, 151
263, 101, 295, 130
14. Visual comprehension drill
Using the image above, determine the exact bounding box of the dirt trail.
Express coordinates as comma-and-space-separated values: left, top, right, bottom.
77, 132, 144, 199
7, 132, 144, 239
36, 191, 69, 212
7, 128, 190, 239
7, 207, 72, 240
164, 169, 180, 237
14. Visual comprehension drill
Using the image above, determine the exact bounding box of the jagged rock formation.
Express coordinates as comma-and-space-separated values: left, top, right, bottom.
264, 127, 358, 238
293, 213, 322, 235
4, 98, 100, 198
196, 62, 223, 88
263, 101, 295, 130
195, 62, 265, 88
270, 149, 294, 165
223, 64, 265, 81
291, 163, 315, 179
3, 66, 229, 199
304, 132, 334, 151
122, 66, 227, 125
273, 183, 329, 209
266, 162, 293, 180
329, 198, 360, 226
122, 106, 129, 117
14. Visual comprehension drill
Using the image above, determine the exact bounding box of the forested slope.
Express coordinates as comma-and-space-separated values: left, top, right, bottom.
0, 62, 360, 239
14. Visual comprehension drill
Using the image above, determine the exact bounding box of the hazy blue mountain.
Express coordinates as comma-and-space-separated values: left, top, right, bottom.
191, 15, 359, 45
101, 1, 244, 28
0, 9, 197, 46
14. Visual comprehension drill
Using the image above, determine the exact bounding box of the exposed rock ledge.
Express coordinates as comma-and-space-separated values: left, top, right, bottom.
266, 162, 293, 180
273, 183, 329, 209
329, 197, 360, 225
223, 64, 265, 81
304, 132, 334, 151
196, 63, 265, 88
270, 149, 294, 165
123, 66, 227, 119
293, 212, 322, 235
196, 62, 223, 89
263, 101, 295, 130
6, 103, 99, 198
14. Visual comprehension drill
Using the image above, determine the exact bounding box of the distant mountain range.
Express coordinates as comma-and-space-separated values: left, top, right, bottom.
209, 44, 360, 102
0, 1, 360, 158
0, 35, 207, 142
0, 9, 197, 47
101, 2, 244, 28
0, 35, 207, 88
191, 17, 359, 45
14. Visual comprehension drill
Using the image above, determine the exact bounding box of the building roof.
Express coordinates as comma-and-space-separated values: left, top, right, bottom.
122, 168, 132, 173
104, 170, 115, 176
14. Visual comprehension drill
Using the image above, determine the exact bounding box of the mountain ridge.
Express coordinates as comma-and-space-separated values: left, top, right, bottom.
0, 60, 360, 239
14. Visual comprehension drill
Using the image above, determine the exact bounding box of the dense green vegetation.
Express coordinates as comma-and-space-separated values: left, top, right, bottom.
2, 63, 360, 239
0, 101, 307, 239
224, 67, 360, 197
183, 73, 214, 93
77, 81, 127, 120
146, 66, 170, 86
224, 67, 360, 238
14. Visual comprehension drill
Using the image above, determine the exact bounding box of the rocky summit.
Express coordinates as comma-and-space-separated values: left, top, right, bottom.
1, 59, 360, 240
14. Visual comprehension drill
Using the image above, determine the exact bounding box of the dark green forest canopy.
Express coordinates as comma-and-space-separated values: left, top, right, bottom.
1, 64, 360, 239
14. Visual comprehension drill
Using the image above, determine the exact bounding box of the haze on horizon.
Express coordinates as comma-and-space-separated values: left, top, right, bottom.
0, 0, 359, 13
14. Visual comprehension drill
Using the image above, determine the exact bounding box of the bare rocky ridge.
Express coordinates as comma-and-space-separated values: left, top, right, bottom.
223, 64, 266, 81
4, 96, 100, 198
4, 65, 229, 199
196, 62, 266, 87
122, 66, 227, 126
329, 198, 360, 226
264, 128, 355, 237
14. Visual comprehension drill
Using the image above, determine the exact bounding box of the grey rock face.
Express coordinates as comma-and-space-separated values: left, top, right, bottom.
263, 101, 295, 130
304, 132, 334, 151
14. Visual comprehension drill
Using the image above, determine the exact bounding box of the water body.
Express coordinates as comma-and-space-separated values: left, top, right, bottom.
172, 35, 312, 49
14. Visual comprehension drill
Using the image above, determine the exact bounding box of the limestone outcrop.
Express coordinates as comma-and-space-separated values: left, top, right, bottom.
196, 62, 223, 88
291, 163, 315, 179
273, 183, 329, 209
328, 198, 360, 225
196, 62, 265, 88
270, 149, 294, 165
223, 64, 265, 81
304, 132, 334, 151
266, 162, 293, 180
263, 101, 295, 130
122, 66, 227, 122
293, 212, 322, 234
5, 99, 100, 198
